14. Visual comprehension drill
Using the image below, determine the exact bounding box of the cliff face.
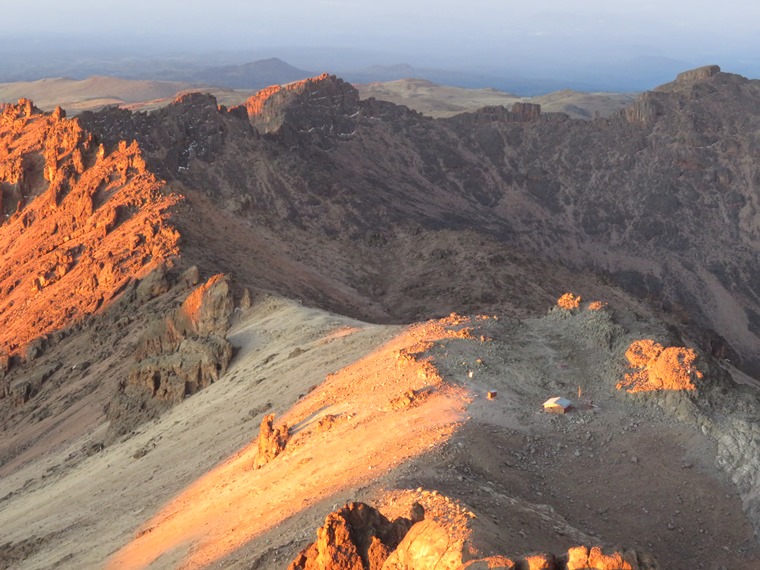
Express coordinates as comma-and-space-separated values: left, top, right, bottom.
77, 69, 760, 375
105, 273, 234, 441
0, 100, 179, 361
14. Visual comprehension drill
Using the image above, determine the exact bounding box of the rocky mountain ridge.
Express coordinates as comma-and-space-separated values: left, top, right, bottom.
2, 65, 760, 569
74, 65, 760, 377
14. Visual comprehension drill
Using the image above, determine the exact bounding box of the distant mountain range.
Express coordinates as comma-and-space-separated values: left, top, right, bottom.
355, 78, 635, 119
0, 53, 689, 94
0, 72, 636, 120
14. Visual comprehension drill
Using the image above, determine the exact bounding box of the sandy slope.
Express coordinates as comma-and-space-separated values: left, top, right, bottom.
0, 297, 398, 568
1, 297, 758, 569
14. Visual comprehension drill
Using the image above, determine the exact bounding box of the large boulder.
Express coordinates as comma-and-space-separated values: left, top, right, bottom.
289, 502, 418, 570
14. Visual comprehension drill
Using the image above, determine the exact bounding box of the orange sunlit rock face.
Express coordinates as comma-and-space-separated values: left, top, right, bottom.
556, 293, 581, 310
243, 73, 331, 119
0, 99, 179, 356
106, 314, 479, 570
616, 339, 702, 392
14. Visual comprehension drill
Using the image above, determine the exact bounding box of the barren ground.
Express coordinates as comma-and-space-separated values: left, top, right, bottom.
1, 297, 758, 569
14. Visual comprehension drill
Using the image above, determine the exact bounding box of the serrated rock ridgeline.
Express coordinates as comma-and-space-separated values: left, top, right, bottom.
0, 99, 180, 362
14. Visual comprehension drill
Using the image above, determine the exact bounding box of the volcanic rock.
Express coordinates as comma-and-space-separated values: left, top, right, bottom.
253, 413, 290, 469
105, 274, 233, 440
292, 500, 654, 570
0, 99, 179, 358
288, 502, 417, 570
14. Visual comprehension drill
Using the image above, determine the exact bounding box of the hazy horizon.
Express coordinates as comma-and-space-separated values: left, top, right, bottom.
2, 0, 760, 91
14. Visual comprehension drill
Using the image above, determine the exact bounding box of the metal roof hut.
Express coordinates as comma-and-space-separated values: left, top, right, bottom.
543, 396, 572, 414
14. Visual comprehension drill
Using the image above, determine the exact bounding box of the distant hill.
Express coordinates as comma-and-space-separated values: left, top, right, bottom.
192, 57, 314, 90
340, 64, 604, 95
0, 58, 316, 114
0, 76, 249, 114
355, 78, 636, 120
531, 88, 637, 119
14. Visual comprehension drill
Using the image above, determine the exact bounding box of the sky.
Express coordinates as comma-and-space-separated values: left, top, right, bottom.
3, 0, 760, 88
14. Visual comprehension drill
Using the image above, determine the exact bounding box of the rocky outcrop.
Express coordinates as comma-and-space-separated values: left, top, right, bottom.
77, 92, 233, 178
674, 65, 721, 84
105, 273, 233, 440
291, 502, 655, 570
510, 102, 541, 120
623, 92, 662, 125
288, 502, 419, 570
0, 99, 179, 360
252, 413, 290, 469
616, 340, 702, 393
240, 73, 363, 149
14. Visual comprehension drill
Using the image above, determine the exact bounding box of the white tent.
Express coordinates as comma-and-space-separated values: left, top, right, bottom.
543, 396, 572, 414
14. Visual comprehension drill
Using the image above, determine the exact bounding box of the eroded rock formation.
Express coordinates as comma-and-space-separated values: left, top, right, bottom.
105, 273, 233, 440
253, 413, 290, 469
288, 502, 419, 570
0, 99, 179, 360
290, 501, 654, 570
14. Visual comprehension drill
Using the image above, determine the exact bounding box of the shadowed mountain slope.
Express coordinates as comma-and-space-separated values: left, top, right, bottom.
74, 65, 760, 376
